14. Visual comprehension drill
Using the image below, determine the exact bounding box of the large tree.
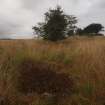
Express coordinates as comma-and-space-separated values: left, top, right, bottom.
33, 6, 77, 41
83, 23, 104, 35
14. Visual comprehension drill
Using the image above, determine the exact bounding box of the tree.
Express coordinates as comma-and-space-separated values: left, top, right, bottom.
76, 28, 83, 35
66, 16, 77, 36
67, 30, 74, 36
33, 6, 77, 41
83, 23, 104, 35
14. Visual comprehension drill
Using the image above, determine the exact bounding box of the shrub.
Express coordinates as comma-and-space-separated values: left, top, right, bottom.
17, 59, 74, 97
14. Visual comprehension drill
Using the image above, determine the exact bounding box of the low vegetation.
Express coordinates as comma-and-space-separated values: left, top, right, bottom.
17, 58, 73, 97
0, 36, 105, 105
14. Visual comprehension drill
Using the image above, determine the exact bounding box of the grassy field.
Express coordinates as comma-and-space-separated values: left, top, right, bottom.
0, 36, 105, 105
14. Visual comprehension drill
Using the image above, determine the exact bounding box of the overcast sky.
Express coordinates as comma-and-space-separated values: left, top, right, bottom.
0, 0, 105, 39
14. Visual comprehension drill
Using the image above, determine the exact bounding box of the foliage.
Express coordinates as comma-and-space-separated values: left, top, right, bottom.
76, 28, 83, 35
66, 15, 77, 36
67, 30, 74, 36
83, 23, 104, 35
33, 6, 77, 41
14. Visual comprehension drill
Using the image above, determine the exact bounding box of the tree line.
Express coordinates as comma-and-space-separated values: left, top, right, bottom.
33, 6, 104, 41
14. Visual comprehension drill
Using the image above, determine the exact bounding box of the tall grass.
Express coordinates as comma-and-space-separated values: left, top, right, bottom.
0, 36, 105, 104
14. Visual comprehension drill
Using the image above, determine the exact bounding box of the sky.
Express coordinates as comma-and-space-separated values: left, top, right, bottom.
0, 0, 105, 39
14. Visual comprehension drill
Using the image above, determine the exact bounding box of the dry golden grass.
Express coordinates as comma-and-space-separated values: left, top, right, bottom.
0, 36, 105, 105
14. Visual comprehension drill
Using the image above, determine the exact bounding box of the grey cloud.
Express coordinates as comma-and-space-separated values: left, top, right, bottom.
78, 0, 105, 28
0, 0, 105, 39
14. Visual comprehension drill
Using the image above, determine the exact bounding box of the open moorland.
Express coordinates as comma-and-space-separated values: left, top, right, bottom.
0, 36, 105, 105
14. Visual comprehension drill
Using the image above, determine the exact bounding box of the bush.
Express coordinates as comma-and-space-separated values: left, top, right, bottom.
17, 59, 74, 97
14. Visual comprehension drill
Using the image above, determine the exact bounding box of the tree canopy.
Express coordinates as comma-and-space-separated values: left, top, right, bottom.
83, 23, 104, 35
33, 6, 77, 41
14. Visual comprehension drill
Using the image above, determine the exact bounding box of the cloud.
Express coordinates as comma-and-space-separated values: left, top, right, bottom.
0, 0, 104, 38
0, 0, 35, 38
77, 0, 105, 28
